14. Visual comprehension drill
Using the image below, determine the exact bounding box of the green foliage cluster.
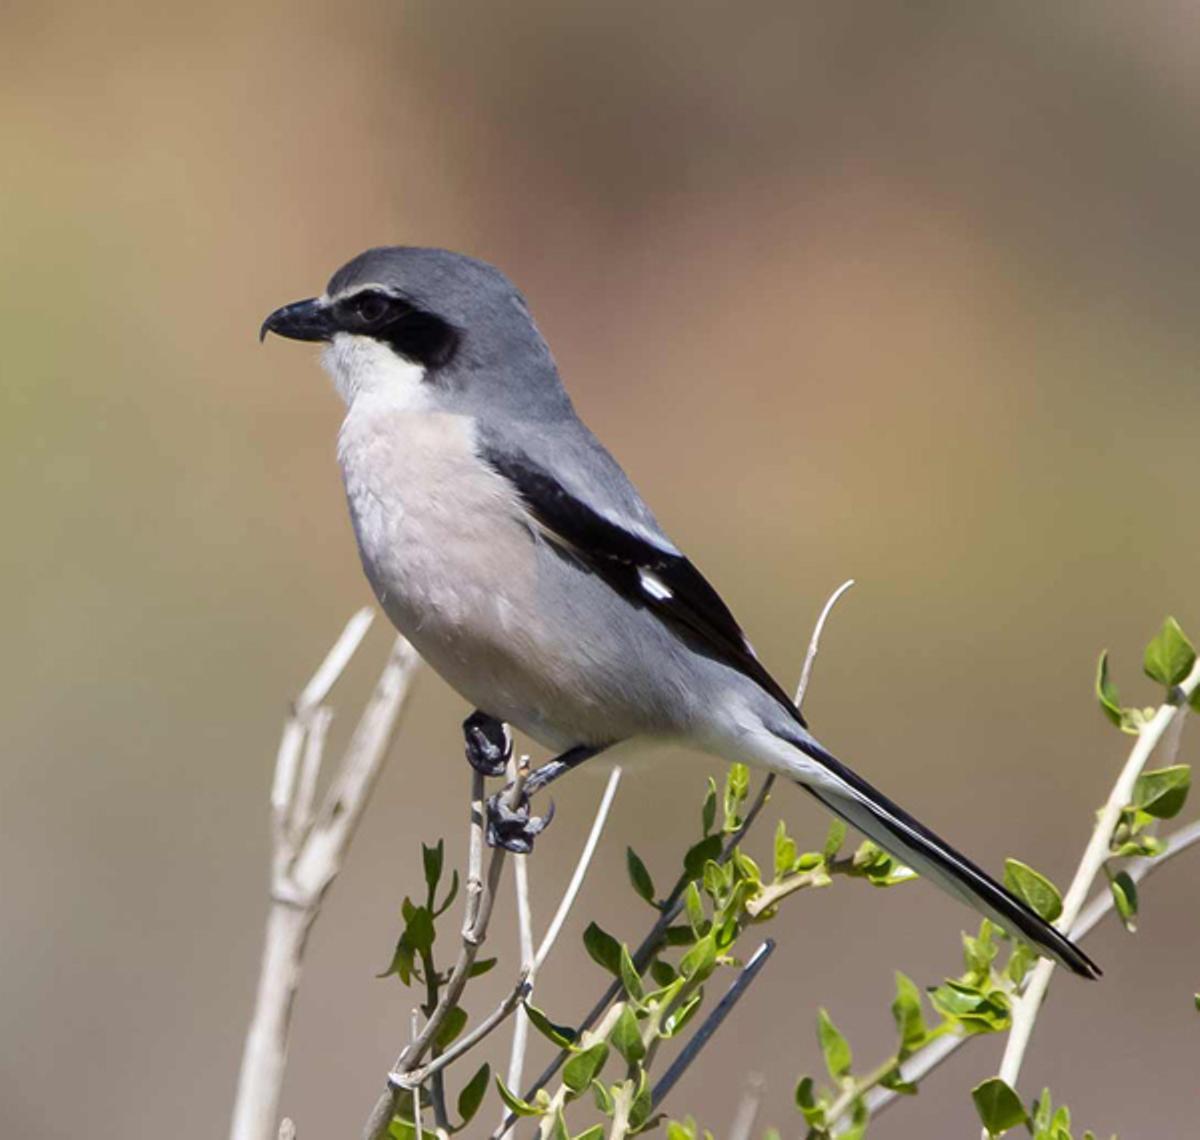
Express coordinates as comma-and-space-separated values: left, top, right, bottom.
377, 617, 1194, 1139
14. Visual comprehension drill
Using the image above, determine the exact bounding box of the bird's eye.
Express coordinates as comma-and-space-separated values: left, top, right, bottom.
349, 292, 391, 324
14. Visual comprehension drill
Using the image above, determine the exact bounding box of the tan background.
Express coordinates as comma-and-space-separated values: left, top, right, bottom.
3, 2, 1199, 1136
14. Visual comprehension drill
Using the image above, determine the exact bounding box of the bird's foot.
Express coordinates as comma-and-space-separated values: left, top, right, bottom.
462, 711, 512, 777
486, 789, 555, 854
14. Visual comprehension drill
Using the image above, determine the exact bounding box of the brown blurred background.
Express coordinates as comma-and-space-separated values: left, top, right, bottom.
3, 2, 1199, 1136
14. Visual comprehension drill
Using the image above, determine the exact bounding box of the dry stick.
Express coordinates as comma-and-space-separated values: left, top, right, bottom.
503, 580, 857, 1128
230, 614, 420, 1140
844, 813, 1200, 1132
992, 659, 1200, 1108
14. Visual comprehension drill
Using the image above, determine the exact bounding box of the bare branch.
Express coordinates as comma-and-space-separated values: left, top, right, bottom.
230, 617, 418, 1140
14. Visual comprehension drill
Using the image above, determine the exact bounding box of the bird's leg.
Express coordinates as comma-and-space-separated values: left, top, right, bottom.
462, 710, 512, 777
486, 743, 609, 854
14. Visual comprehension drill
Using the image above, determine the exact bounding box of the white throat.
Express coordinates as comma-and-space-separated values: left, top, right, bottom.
321, 333, 428, 408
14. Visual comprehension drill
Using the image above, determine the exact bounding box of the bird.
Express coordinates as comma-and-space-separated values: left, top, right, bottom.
261, 245, 1099, 979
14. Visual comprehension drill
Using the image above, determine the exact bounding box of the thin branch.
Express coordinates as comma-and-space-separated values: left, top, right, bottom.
230, 617, 418, 1140
650, 940, 776, 1111
846, 813, 1200, 1131
503, 851, 535, 1106
994, 660, 1200, 1098
727, 1075, 766, 1140
796, 579, 855, 710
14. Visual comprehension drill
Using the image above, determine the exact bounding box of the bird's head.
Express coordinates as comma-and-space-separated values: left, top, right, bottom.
261, 247, 566, 414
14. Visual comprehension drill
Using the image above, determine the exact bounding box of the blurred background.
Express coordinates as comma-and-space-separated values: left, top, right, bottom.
3, 2, 1199, 1136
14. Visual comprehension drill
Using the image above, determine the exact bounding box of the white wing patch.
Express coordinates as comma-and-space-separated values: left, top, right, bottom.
637, 568, 674, 602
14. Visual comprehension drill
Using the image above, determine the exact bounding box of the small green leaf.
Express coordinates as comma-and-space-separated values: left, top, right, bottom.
1095, 651, 1123, 728
523, 1002, 577, 1048
404, 905, 436, 955
662, 992, 703, 1037
649, 958, 676, 987
1193, 993, 1200, 1012
1143, 617, 1196, 687
679, 934, 718, 981
433, 869, 459, 917
1132, 765, 1191, 819
583, 922, 622, 976
563, 1042, 609, 1094
592, 1080, 614, 1114
494, 1074, 543, 1117
971, 1077, 1029, 1136
455, 1063, 490, 1127
723, 762, 750, 829
701, 778, 717, 835
1003, 859, 1063, 923
626, 848, 656, 905
773, 820, 798, 878
378, 936, 415, 984
628, 1068, 653, 1129
610, 1005, 645, 1065
794, 1076, 825, 1128
618, 945, 644, 1002
1106, 867, 1139, 932
573, 1127, 605, 1140
683, 835, 723, 880
683, 882, 706, 936
388, 1121, 415, 1140
891, 971, 926, 1053
823, 819, 847, 860
434, 1005, 468, 1050
421, 839, 444, 897
467, 956, 497, 979
817, 1008, 852, 1078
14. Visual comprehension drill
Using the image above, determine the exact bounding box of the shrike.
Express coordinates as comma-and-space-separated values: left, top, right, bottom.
262, 246, 1098, 979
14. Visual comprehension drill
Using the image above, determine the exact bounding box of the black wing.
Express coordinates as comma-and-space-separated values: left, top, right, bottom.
483, 447, 805, 726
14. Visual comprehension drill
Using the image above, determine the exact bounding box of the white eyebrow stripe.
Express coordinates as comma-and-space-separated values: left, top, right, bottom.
638, 568, 673, 601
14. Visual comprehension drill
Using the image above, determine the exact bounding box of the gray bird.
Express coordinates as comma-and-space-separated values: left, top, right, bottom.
261, 246, 1099, 979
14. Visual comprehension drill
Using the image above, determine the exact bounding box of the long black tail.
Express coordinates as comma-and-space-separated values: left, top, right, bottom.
781, 728, 1100, 979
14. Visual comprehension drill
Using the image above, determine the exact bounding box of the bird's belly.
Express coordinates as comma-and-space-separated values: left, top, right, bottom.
338, 407, 635, 750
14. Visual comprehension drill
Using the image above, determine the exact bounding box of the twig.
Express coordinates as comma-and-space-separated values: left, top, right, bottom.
843, 813, 1200, 1131
993, 660, 1200, 1101
505, 580, 856, 1126
230, 615, 420, 1140
650, 940, 776, 1110
727, 1075, 766, 1140
503, 850, 535, 1109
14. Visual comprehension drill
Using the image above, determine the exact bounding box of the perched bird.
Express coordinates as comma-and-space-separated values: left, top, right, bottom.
261, 246, 1099, 979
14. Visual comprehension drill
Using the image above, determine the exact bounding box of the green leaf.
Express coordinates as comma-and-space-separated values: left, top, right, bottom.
563, 1042, 609, 1094
378, 935, 415, 984
573, 1127, 605, 1140
1143, 617, 1196, 687
679, 934, 718, 981
1003, 859, 1063, 923
662, 991, 703, 1037
701, 778, 717, 835
388, 1121, 415, 1140
592, 1080, 614, 1115
1095, 651, 1124, 728
455, 1063, 490, 1128
583, 922, 622, 976
628, 1068, 653, 1129
823, 818, 847, 860
817, 1008, 852, 1078
928, 981, 1011, 1033
467, 956, 498, 979
1193, 993, 1200, 1012
891, 971, 927, 1053
971, 1077, 1029, 1136
1106, 867, 1138, 932
618, 945, 644, 1003
433, 869, 459, 917
494, 1074, 543, 1117
683, 834, 723, 880
794, 1076, 825, 1128
773, 820, 798, 878
649, 958, 676, 987
626, 848, 656, 905
723, 762, 750, 829
1132, 765, 1191, 819
434, 1005, 468, 1049
421, 839, 444, 898
404, 905, 436, 955
523, 1001, 577, 1048
683, 882, 706, 936
610, 1005, 645, 1064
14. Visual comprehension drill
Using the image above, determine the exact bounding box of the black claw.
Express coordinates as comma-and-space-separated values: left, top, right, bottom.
463, 711, 512, 777
486, 790, 555, 853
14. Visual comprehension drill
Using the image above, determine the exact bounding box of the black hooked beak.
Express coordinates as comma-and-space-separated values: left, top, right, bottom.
259, 297, 337, 343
